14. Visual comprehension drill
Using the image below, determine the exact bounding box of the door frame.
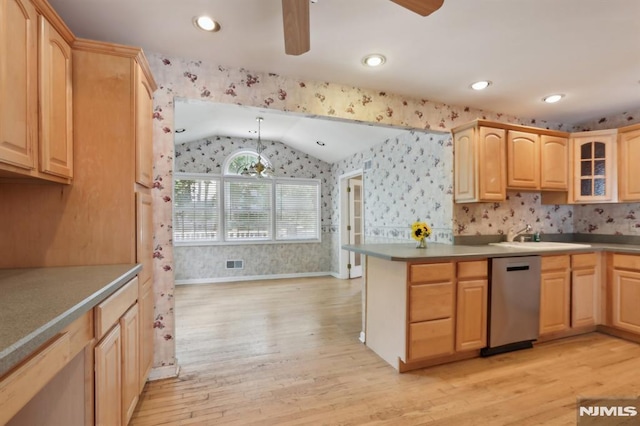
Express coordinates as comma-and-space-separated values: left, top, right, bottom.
339, 169, 364, 279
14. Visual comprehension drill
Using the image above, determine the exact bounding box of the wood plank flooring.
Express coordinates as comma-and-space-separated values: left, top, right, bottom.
130, 276, 640, 425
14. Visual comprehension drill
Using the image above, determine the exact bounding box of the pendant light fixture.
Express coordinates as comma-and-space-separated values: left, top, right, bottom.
241, 117, 274, 178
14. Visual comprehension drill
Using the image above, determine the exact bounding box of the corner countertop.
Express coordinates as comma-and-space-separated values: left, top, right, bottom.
0, 264, 141, 377
342, 242, 640, 262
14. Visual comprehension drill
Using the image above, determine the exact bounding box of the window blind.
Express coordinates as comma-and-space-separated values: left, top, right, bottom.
224, 179, 272, 241
275, 180, 320, 240
173, 177, 220, 242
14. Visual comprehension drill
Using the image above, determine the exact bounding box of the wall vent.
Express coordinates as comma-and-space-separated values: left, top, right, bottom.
225, 260, 244, 269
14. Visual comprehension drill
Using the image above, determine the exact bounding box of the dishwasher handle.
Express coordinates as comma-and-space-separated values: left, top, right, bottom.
506, 265, 530, 272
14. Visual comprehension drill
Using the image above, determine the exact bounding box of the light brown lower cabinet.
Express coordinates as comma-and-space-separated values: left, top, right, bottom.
455, 260, 488, 351
539, 255, 571, 335
409, 318, 454, 360
95, 325, 122, 426
94, 277, 139, 426
610, 254, 640, 334
571, 253, 598, 328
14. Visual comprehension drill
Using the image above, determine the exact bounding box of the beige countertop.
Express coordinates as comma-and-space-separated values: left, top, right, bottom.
342, 242, 640, 261
0, 264, 141, 377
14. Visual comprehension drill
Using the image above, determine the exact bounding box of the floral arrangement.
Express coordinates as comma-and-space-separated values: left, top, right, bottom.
411, 221, 432, 248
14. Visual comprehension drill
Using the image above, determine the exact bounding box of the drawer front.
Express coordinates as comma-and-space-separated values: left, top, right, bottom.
410, 262, 454, 284
95, 277, 139, 340
541, 255, 570, 272
571, 252, 597, 269
408, 318, 454, 360
409, 282, 453, 322
613, 254, 640, 271
457, 260, 488, 279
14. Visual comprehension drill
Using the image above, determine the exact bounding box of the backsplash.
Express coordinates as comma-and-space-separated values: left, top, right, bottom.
453, 191, 575, 237
574, 203, 640, 235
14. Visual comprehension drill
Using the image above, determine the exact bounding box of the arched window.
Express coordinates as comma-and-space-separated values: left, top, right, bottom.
223, 149, 273, 176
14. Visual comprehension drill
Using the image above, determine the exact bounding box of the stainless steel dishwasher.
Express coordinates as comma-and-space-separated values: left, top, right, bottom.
481, 256, 541, 356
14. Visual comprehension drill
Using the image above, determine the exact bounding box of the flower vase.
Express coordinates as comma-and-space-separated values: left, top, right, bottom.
416, 238, 427, 249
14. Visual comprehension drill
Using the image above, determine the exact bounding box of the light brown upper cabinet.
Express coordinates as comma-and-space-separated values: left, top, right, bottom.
135, 66, 154, 188
39, 15, 73, 179
452, 121, 506, 203
0, 0, 39, 172
507, 130, 540, 189
617, 124, 640, 202
507, 130, 569, 191
571, 130, 617, 203
0, 0, 73, 183
540, 135, 569, 190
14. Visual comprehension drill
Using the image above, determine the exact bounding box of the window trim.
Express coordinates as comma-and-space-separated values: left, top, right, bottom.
173, 173, 321, 246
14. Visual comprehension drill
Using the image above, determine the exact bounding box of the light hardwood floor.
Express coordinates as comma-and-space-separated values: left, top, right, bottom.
130, 276, 640, 426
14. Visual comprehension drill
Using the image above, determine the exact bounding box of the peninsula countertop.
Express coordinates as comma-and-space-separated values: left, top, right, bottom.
0, 264, 141, 377
342, 242, 640, 262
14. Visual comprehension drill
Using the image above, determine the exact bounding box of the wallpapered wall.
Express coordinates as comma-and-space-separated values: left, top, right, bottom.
145, 51, 635, 376
330, 130, 454, 246
173, 135, 333, 282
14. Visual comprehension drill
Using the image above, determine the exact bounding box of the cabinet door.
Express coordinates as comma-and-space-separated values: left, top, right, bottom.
540, 135, 568, 190
95, 325, 122, 426
135, 64, 154, 188
571, 267, 597, 328
453, 126, 476, 202
136, 191, 153, 286
572, 133, 616, 202
478, 126, 506, 201
539, 270, 570, 334
507, 130, 540, 189
0, 0, 38, 170
408, 318, 454, 360
612, 269, 640, 334
121, 304, 139, 426
618, 128, 640, 201
455, 279, 487, 351
38, 16, 73, 178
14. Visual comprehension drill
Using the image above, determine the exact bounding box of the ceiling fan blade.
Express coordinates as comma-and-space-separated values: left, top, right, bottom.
282, 0, 310, 55
391, 0, 444, 16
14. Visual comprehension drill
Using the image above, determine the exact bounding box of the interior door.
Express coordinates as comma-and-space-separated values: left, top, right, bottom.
348, 177, 363, 278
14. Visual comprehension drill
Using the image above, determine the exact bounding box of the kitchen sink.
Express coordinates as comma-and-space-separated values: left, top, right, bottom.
489, 241, 591, 250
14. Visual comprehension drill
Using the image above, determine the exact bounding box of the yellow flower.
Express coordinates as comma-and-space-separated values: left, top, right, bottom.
411, 221, 432, 241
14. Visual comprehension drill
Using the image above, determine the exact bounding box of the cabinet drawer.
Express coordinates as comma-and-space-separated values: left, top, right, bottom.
457, 260, 488, 279
541, 255, 570, 272
572, 253, 597, 269
613, 254, 640, 271
409, 283, 453, 322
408, 318, 454, 360
409, 262, 454, 284
95, 277, 138, 340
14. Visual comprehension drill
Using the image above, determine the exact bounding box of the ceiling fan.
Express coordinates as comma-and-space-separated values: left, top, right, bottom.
281, 0, 445, 55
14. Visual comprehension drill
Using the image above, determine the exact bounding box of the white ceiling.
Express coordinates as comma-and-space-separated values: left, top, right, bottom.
48, 0, 640, 161
174, 99, 413, 163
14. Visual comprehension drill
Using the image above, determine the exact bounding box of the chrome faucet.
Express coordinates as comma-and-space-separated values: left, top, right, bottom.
507, 224, 532, 242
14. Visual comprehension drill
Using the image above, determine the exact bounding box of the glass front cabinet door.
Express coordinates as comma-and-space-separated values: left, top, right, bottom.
571, 130, 617, 203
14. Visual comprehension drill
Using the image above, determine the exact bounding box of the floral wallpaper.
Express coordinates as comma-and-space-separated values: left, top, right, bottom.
173, 134, 333, 281
330, 131, 454, 248
453, 192, 575, 236
147, 50, 633, 376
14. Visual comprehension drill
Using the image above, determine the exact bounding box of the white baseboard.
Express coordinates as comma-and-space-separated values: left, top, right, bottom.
148, 363, 180, 381
175, 271, 337, 285
359, 331, 366, 343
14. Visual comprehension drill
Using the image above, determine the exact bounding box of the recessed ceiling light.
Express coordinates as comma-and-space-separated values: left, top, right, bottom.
362, 54, 386, 67
194, 16, 221, 32
316, 141, 325, 146
543, 94, 565, 104
175, 128, 186, 133
470, 80, 491, 91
